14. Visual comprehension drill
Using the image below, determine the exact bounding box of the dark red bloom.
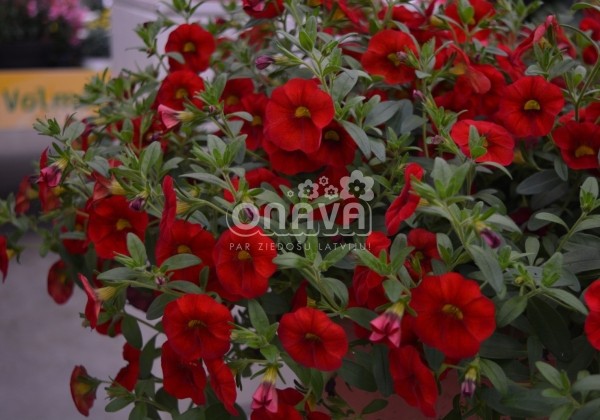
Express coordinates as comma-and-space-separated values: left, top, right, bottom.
263, 137, 324, 175
361, 29, 417, 85
389, 346, 437, 417
251, 388, 303, 420
61, 212, 89, 255
584, 280, 600, 350
37, 148, 63, 187
113, 343, 141, 391
205, 358, 238, 415
310, 121, 357, 168
87, 195, 148, 260
352, 231, 390, 310
156, 70, 205, 110
0, 236, 8, 283
406, 228, 440, 279
15, 175, 36, 215
496, 76, 564, 138
410, 273, 496, 359
278, 307, 348, 370
370, 303, 405, 348
221, 78, 254, 113
80, 274, 101, 329
163, 293, 233, 361
385, 163, 424, 235
165, 23, 215, 73
553, 121, 600, 170
161, 340, 207, 405
243, 0, 284, 19
70, 365, 98, 417
238, 93, 268, 150
47, 260, 74, 304
264, 78, 335, 154
451, 119, 515, 166
444, 0, 495, 42
213, 226, 277, 300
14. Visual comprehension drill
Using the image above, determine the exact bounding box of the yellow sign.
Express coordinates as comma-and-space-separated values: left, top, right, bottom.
0, 68, 99, 130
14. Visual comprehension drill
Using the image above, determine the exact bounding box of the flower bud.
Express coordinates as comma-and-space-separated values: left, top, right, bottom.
255, 55, 275, 70
129, 196, 146, 212
251, 366, 279, 413
369, 302, 405, 348
461, 366, 478, 398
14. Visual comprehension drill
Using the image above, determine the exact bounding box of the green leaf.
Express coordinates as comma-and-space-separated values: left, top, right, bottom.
146, 293, 177, 320
480, 359, 509, 395
517, 170, 562, 195
550, 404, 576, 420
535, 361, 564, 389
139, 336, 158, 378
372, 345, 393, 397
496, 295, 528, 327
574, 215, 600, 233
345, 307, 377, 329
527, 297, 574, 362
127, 233, 147, 266
572, 374, 600, 393
322, 277, 349, 307
341, 120, 371, 159
166, 281, 203, 294
273, 253, 308, 269
572, 398, 600, 420
332, 70, 359, 100
105, 397, 132, 413
182, 172, 230, 190
339, 359, 377, 392
543, 288, 588, 315
140, 141, 162, 175
122, 315, 143, 349
383, 279, 403, 303
534, 212, 569, 230
97, 267, 138, 281
362, 399, 389, 415
468, 245, 506, 296
174, 407, 206, 420
128, 403, 148, 420
160, 254, 201, 271
248, 299, 270, 335
365, 101, 401, 127
320, 245, 351, 270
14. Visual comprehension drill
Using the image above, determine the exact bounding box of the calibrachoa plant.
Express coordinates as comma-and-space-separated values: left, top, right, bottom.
2, 0, 600, 418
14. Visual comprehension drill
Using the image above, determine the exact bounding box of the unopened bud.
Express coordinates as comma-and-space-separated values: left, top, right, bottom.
255, 55, 275, 70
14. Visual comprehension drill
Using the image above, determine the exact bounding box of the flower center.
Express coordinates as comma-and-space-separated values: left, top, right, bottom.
251, 115, 263, 126
387, 52, 402, 67
177, 244, 192, 254
324, 130, 340, 141
187, 319, 205, 329
116, 219, 131, 231
183, 41, 196, 53
575, 145, 595, 158
225, 95, 240, 106
305, 332, 321, 342
238, 250, 252, 261
442, 304, 464, 320
295, 106, 311, 118
523, 99, 541, 111
73, 382, 92, 396
175, 88, 188, 99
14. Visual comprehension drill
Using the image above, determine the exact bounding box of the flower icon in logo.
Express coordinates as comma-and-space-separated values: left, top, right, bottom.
297, 180, 319, 200
324, 185, 339, 199
319, 176, 329, 186
340, 170, 374, 201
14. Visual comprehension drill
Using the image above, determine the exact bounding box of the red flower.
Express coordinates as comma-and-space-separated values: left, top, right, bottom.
385, 163, 424, 235
496, 76, 564, 138
165, 23, 215, 72
406, 228, 440, 279
352, 231, 390, 310
0, 235, 8, 283
161, 340, 207, 404
410, 273, 496, 359
369, 302, 405, 348
451, 119, 515, 166
61, 212, 89, 255
389, 346, 437, 417
361, 29, 417, 85
162, 293, 233, 361
87, 195, 149, 260
15, 175, 36, 215
113, 343, 141, 392
278, 307, 348, 370
238, 93, 268, 150
444, 0, 495, 42
264, 78, 335, 154
553, 121, 600, 170
70, 365, 98, 417
243, 0, 283, 19
251, 388, 304, 420
80, 274, 101, 329
310, 121, 357, 168
264, 138, 324, 175
156, 70, 205, 110
47, 260, 74, 304
213, 226, 277, 300
205, 358, 238, 415
221, 78, 254, 113
584, 280, 600, 350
